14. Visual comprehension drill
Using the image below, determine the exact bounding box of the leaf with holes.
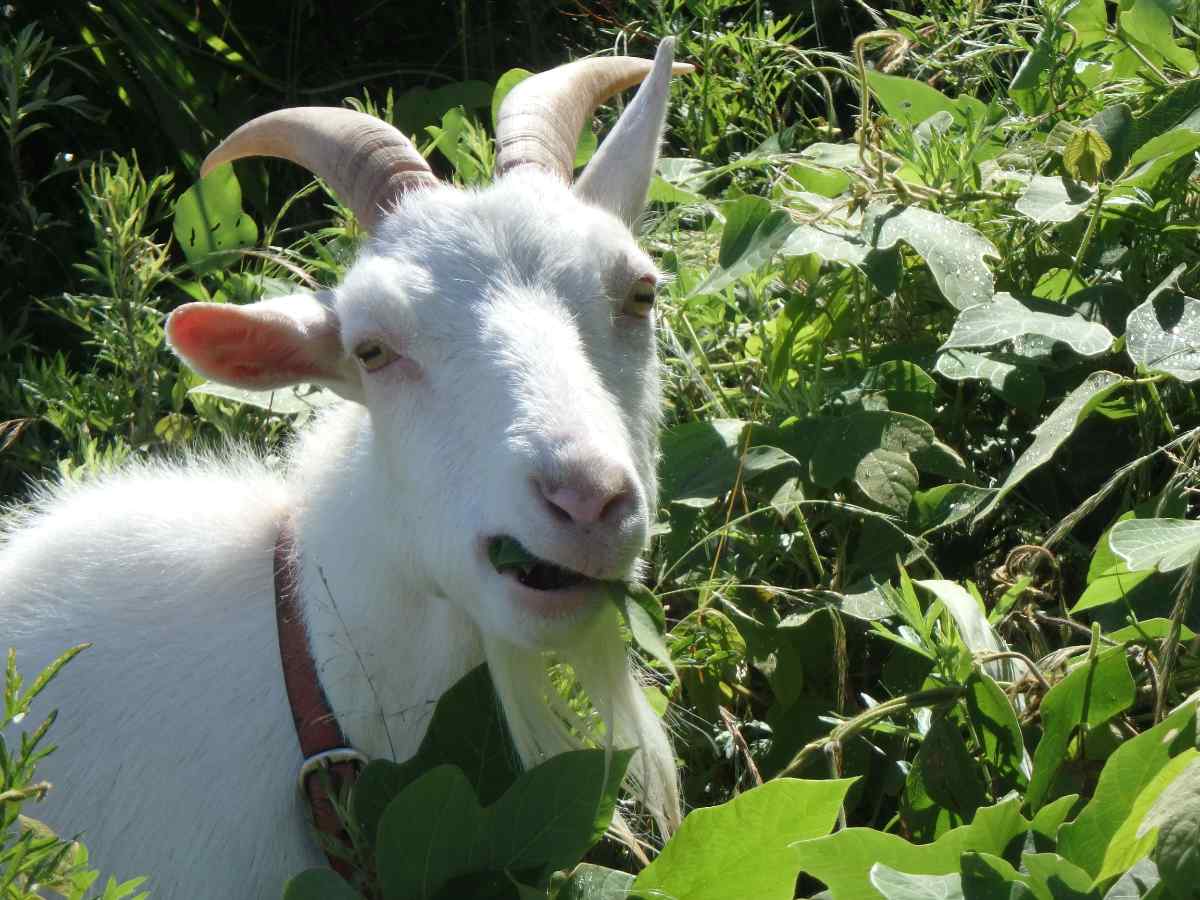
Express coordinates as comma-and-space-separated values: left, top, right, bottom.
1126, 290, 1200, 382
173, 163, 258, 273
863, 203, 998, 310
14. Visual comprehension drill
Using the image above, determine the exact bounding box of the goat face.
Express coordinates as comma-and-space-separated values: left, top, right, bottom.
167, 41, 690, 649
339, 173, 662, 646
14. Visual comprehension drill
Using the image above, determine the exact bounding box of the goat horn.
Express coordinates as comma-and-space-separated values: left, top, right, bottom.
201, 107, 438, 231
494, 45, 694, 182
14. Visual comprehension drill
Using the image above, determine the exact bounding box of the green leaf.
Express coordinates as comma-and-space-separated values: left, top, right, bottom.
555, 864, 634, 900
353, 664, 520, 840
809, 410, 936, 514
1126, 290, 1200, 382
788, 161, 851, 197
1101, 858, 1162, 900
863, 203, 998, 310
491, 68, 532, 130
393, 80, 491, 134
858, 360, 938, 420
792, 797, 1029, 899
632, 778, 854, 900
648, 175, 705, 205
866, 72, 987, 129
1027, 646, 1136, 811
694, 196, 796, 295
869, 864, 964, 899
934, 350, 1045, 414
658, 419, 746, 507
489, 748, 632, 879
909, 484, 996, 535
781, 222, 871, 267
1118, 128, 1200, 192
375, 765, 489, 900
975, 372, 1126, 522
965, 671, 1028, 796
1117, 0, 1197, 75
1058, 698, 1198, 877
1109, 518, 1200, 572
187, 382, 338, 416
902, 712, 990, 840
1100, 749, 1200, 885
1071, 567, 1155, 614
1063, 128, 1112, 184
1148, 756, 1200, 898
282, 869, 365, 900
960, 852, 1041, 899
613, 582, 675, 676
941, 294, 1115, 358
488, 537, 540, 573
375, 750, 629, 899
1020, 853, 1096, 899
1107, 619, 1197, 643
173, 163, 258, 273
1015, 176, 1096, 223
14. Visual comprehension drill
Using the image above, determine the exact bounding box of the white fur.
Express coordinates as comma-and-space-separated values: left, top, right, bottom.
0, 75, 682, 895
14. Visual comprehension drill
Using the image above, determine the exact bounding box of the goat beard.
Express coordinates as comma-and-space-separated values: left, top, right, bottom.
482, 607, 681, 841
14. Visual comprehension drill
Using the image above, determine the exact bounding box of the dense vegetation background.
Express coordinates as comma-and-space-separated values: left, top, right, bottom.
2, 0, 1200, 898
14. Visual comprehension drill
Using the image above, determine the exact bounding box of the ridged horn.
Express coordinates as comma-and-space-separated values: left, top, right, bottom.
201, 107, 438, 231
494, 43, 694, 182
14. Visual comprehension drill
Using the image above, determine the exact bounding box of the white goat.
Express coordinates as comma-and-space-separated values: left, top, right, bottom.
0, 40, 690, 897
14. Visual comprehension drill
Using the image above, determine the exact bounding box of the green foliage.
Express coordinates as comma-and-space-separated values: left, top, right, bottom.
285, 665, 631, 899
1, 649, 148, 898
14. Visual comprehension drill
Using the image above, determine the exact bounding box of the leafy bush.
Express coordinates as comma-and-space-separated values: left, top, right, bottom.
1, 648, 147, 898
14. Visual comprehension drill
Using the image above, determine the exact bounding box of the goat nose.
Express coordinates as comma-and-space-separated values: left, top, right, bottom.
538, 463, 635, 526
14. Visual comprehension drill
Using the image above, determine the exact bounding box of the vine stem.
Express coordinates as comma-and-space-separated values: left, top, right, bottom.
777, 685, 963, 778
853, 30, 905, 184
1063, 181, 1106, 298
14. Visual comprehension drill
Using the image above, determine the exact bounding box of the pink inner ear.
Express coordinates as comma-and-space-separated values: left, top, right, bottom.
168, 304, 335, 388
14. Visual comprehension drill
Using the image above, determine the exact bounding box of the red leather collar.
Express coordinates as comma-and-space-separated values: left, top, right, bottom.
274, 522, 364, 880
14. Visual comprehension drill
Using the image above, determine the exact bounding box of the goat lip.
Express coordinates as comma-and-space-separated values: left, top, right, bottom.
505, 575, 603, 620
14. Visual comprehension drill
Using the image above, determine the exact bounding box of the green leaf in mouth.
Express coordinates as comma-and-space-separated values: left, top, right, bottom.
488, 536, 541, 573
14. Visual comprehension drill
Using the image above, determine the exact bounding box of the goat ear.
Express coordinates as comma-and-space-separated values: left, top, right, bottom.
166, 293, 363, 402
574, 38, 684, 228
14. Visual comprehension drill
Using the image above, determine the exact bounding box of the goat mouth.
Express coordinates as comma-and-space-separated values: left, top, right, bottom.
488, 536, 593, 592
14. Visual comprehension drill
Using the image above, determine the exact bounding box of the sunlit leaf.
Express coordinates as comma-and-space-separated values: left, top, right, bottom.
863, 203, 998, 310
1109, 518, 1200, 572
633, 779, 854, 900
1063, 127, 1112, 184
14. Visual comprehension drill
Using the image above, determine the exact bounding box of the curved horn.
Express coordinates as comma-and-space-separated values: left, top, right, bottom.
201, 107, 438, 231
494, 43, 693, 182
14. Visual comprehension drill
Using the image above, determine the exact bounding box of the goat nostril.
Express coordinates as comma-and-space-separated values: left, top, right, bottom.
540, 480, 632, 526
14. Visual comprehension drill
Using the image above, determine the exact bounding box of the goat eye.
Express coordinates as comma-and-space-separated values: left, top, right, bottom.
624, 278, 657, 318
354, 340, 398, 371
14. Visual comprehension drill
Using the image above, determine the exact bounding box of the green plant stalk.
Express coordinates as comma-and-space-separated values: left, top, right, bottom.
1155, 553, 1199, 723
778, 685, 964, 778
1062, 182, 1106, 298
